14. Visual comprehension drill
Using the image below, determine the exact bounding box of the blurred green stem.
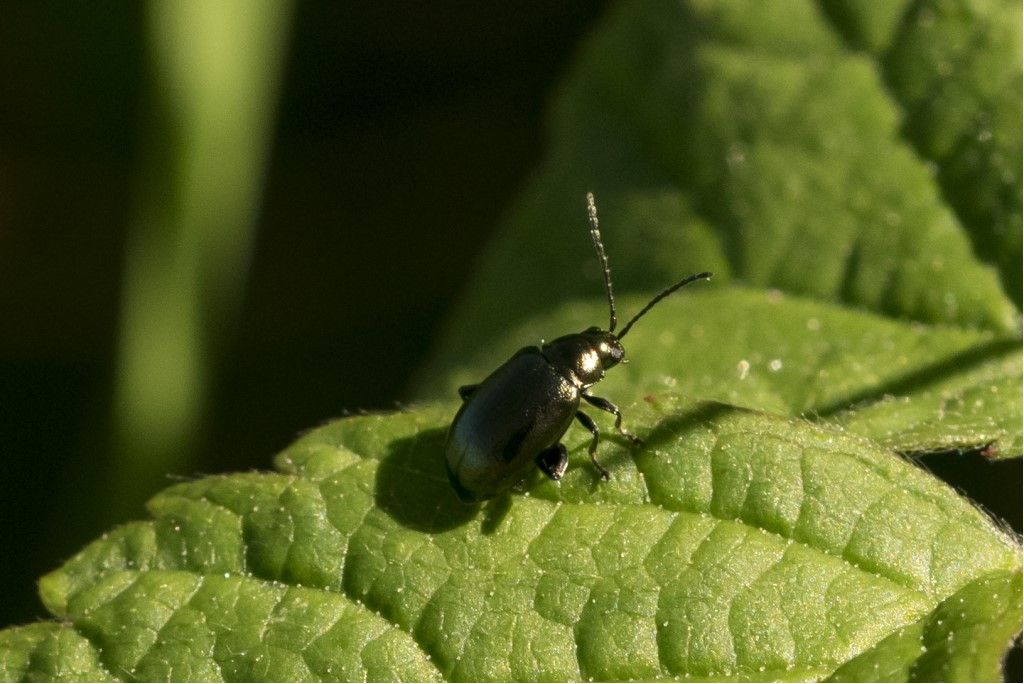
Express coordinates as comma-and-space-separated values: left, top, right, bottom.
110, 0, 292, 518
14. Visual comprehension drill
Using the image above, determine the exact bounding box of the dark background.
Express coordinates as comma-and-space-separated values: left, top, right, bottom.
0, 4, 1019, 678
0, 1, 608, 627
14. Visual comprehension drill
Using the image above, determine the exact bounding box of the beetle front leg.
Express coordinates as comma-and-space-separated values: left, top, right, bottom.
583, 394, 642, 445
536, 443, 568, 481
457, 384, 480, 401
574, 411, 610, 481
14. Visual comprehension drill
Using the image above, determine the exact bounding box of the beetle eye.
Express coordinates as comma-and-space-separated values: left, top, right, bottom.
598, 341, 623, 364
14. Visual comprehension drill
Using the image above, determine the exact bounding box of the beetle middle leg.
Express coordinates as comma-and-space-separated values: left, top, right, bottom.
574, 411, 610, 481
535, 443, 568, 481
457, 384, 480, 401
583, 394, 642, 445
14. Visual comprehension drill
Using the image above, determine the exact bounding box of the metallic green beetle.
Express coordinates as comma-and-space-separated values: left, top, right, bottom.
445, 193, 711, 502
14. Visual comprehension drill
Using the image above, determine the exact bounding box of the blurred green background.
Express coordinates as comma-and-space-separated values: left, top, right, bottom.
0, 2, 1018, 661
0, 0, 610, 628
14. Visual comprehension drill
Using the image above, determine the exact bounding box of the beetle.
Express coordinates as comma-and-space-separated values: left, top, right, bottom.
445, 193, 711, 502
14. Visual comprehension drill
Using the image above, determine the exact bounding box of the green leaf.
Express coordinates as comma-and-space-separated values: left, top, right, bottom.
819, 0, 1023, 304
827, 571, 1023, 682
420, 0, 1019, 382
3, 401, 1019, 680
0, 624, 113, 682
879, 0, 1023, 305
432, 289, 1022, 458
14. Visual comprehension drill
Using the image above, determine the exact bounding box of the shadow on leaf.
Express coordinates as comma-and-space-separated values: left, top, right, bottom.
374, 426, 480, 532
480, 494, 513, 535
640, 399, 742, 451
812, 337, 1021, 418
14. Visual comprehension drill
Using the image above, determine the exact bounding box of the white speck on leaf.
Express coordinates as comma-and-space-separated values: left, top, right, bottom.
737, 360, 750, 380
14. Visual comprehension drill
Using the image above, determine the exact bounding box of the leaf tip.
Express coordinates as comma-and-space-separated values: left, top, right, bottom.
37, 569, 71, 617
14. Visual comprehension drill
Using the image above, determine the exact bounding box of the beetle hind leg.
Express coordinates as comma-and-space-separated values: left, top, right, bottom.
536, 443, 568, 481
575, 411, 610, 481
583, 393, 642, 445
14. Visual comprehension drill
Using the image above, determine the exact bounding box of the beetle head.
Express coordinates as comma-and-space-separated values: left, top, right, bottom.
541, 327, 624, 387
581, 326, 625, 369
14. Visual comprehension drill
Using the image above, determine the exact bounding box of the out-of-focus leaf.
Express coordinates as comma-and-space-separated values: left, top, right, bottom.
420, 0, 1019, 382
109, 0, 292, 519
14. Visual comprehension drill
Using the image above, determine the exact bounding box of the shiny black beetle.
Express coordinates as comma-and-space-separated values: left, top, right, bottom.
445, 193, 711, 502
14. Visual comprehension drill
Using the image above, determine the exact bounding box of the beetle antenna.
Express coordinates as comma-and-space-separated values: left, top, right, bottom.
586, 192, 617, 332
617, 272, 712, 339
